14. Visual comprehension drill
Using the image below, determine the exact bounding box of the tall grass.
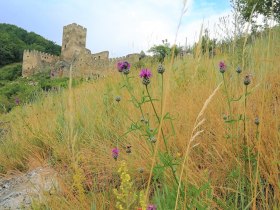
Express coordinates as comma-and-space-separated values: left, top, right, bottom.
0, 20, 279, 210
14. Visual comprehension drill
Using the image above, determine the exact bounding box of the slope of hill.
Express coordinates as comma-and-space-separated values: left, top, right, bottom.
0, 23, 61, 67
0, 25, 279, 209
0, 24, 65, 113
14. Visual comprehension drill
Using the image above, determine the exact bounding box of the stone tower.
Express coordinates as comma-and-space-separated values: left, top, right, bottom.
61, 23, 87, 62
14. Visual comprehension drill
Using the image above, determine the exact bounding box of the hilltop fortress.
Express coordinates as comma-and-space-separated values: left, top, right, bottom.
22, 23, 140, 78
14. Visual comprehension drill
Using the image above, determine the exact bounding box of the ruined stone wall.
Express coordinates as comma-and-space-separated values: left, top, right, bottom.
22, 23, 140, 78
22, 49, 140, 78
126, 53, 141, 62
62, 49, 136, 78
22, 50, 59, 77
68, 50, 109, 78
109, 53, 140, 68
61, 23, 87, 62
91, 51, 109, 60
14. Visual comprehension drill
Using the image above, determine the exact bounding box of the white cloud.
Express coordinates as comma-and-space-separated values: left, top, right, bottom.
177, 10, 233, 46
1, 0, 232, 57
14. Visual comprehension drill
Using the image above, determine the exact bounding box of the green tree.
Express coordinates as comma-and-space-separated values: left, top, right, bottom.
0, 23, 61, 67
201, 29, 217, 55
233, 0, 280, 23
148, 39, 182, 63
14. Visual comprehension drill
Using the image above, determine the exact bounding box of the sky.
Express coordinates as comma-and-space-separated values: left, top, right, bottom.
1, 0, 231, 57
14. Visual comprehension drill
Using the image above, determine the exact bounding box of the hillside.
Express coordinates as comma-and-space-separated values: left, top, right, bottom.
0, 24, 64, 113
0, 24, 279, 209
0, 23, 61, 67
0, 66, 81, 113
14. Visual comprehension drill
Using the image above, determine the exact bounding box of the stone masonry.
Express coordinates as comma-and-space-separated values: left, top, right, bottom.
22, 50, 59, 77
22, 23, 140, 78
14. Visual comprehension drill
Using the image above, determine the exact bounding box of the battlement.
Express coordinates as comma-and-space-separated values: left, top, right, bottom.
22, 50, 60, 77
92, 51, 109, 60
109, 56, 126, 62
109, 54, 140, 63
63, 23, 87, 32
23, 50, 59, 59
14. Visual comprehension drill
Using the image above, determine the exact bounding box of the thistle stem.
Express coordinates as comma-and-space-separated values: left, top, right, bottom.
222, 73, 232, 118
161, 74, 164, 117
145, 84, 179, 186
222, 73, 234, 150
124, 75, 145, 118
243, 85, 248, 145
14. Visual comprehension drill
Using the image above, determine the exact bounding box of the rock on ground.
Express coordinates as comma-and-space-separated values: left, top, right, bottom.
0, 167, 58, 210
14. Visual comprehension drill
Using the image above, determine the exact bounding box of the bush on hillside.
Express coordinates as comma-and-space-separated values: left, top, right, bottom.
0, 64, 22, 81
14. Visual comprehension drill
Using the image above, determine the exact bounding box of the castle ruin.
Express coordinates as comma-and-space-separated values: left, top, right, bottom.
22, 23, 140, 78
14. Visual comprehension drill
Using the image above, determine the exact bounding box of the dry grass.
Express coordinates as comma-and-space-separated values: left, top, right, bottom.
0, 26, 279, 209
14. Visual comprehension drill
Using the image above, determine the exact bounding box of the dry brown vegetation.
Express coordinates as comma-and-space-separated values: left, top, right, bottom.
0, 26, 279, 209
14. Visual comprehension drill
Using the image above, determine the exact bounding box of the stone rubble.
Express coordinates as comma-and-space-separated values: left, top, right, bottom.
0, 167, 58, 210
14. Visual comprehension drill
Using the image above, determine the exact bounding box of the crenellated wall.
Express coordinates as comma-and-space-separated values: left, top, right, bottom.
108, 53, 140, 68
22, 50, 59, 77
22, 23, 141, 78
92, 51, 109, 60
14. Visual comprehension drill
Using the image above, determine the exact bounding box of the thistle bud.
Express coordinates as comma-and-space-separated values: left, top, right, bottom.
126, 145, 132, 153
157, 64, 165, 74
123, 68, 130, 75
244, 75, 251, 86
138, 168, 144, 173
115, 96, 121, 102
142, 77, 150, 86
255, 117, 260, 126
236, 66, 242, 74
149, 136, 156, 143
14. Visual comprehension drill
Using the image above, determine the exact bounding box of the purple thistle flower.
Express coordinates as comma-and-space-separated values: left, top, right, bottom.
15, 98, 20, 105
112, 148, 119, 160
139, 69, 152, 79
219, 61, 226, 73
117, 62, 124, 72
117, 61, 131, 73
122, 61, 130, 69
140, 68, 152, 86
147, 204, 157, 210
